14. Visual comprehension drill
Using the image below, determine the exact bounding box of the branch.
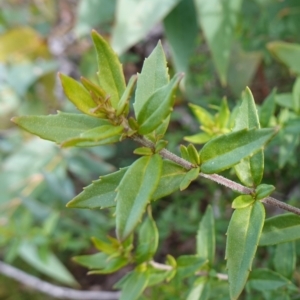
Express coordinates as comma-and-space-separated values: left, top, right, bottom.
0, 260, 120, 300
131, 135, 300, 216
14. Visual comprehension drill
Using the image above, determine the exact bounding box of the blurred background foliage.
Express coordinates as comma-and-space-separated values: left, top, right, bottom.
1, 0, 300, 299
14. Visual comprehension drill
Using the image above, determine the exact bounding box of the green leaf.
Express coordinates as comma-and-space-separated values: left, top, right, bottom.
276, 93, 294, 109
119, 269, 149, 300
176, 255, 207, 278
134, 41, 169, 119
184, 132, 212, 145
180, 145, 190, 161
91, 30, 126, 108
12, 112, 110, 144
135, 207, 159, 264
137, 73, 183, 135
111, 0, 181, 54
255, 184, 275, 200
19, 241, 77, 286
73, 252, 108, 269
189, 104, 214, 128
259, 214, 300, 246
180, 167, 200, 191
58, 73, 100, 116
292, 76, 300, 114
116, 74, 137, 116
248, 268, 297, 292
274, 242, 296, 279
88, 256, 128, 274
267, 41, 300, 75
187, 277, 210, 300
80, 76, 107, 100
133, 147, 153, 156
61, 134, 120, 148
197, 205, 215, 267
226, 201, 265, 300
259, 89, 276, 128
194, 0, 243, 85
234, 87, 264, 187
200, 128, 275, 174
91, 237, 116, 255
163, 0, 198, 73
147, 268, 172, 287
232, 195, 255, 209
155, 140, 168, 153
80, 125, 123, 141
187, 144, 200, 165
66, 168, 127, 209
216, 98, 230, 129
152, 160, 187, 201
116, 154, 163, 240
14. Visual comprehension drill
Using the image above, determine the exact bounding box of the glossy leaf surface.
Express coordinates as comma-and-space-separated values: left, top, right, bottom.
91, 30, 126, 108
116, 154, 162, 240
197, 205, 215, 267
66, 168, 127, 209
200, 128, 275, 174
226, 201, 265, 300
137, 73, 182, 135
12, 112, 110, 144
259, 214, 300, 246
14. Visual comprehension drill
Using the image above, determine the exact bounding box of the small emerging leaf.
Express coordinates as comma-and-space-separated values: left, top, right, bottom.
116, 154, 162, 240
187, 144, 200, 165
184, 132, 212, 145
255, 184, 275, 200
59, 73, 100, 117
116, 74, 137, 116
180, 167, 199, 191
133, 147, 153, 156
226, 201, 265, 300
232, 195, 255, 209
189, 104, 214, 128
155, 140, 168, 153
180, 145, 190, 161
80, 76, 107, 101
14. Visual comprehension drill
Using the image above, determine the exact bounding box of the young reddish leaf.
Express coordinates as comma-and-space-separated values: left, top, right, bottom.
137, 73, 182, 135
255, 184, 275, 200
80, 76, 107, 100
232, 195, 255, 209
200, 128, 275, 174
197, 205, 215, 267
116, 154, 162, 241
234, 87, 264, 187
152, 160, 187, 201
116, 74, 137, 116
59, 73, 100, 116
91, 30, 126, 108
226, 201, 265, 300
12, 112, 110, 144
134, 41, 169, 119
66, 168, 127, 209
179, 167, 199, 191
135, 207, 159, 264
259, 214, 300, 246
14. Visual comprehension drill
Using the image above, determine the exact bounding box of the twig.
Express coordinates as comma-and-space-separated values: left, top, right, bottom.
0, 260, 120, 300
131, 135, 300, 216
